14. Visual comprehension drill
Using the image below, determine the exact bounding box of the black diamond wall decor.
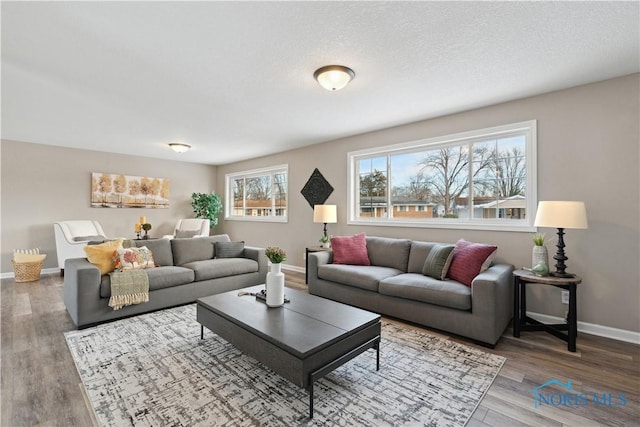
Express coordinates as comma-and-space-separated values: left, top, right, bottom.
301, 168, 334, 208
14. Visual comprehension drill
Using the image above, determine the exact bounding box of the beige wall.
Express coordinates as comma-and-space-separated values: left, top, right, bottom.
0, 141, 217, 272
1, 74, 637, 333
217, 74, 640, 333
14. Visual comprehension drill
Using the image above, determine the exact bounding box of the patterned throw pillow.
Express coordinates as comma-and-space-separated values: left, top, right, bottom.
113, 246, 156, 271
447, 239, 498, 286
83, 238, 124, 275
421, 244, 455, 280
330, 233, 370, 266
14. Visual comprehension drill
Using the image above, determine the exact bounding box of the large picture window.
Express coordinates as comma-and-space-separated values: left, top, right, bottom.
348, 121, 537, 231
225, 164, 288, 222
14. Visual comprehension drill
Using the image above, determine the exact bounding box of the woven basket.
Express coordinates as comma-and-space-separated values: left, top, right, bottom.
12, 260, 44, 283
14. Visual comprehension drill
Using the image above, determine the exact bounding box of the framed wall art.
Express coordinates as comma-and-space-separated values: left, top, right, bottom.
91, 172, 170, 208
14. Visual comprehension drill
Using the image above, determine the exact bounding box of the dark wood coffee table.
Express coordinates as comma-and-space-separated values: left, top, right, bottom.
196, 285, 381, 419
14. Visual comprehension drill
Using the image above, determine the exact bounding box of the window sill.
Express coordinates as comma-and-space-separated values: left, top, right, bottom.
348, 218, 535, 233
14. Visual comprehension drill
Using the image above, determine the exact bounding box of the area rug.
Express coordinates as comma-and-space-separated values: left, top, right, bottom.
65, 304, 505, 427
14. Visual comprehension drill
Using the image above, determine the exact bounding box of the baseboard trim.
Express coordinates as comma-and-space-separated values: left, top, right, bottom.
0, 267, 61, 280
528, 311, 640, 345
281, 264, 304, 274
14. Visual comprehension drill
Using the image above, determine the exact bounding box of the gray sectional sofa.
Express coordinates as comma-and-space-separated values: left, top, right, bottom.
307, 236, 514, 346
64, 235, 267, 328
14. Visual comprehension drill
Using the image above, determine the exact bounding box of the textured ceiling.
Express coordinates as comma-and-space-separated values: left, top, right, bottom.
2, 1, 638, 165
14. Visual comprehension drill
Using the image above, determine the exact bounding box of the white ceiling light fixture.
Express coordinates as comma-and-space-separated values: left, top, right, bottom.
169, 143, 191, 153
313, 65, 355, 91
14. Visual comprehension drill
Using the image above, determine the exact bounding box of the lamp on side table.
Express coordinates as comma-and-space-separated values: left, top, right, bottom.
533, 201, 588, 278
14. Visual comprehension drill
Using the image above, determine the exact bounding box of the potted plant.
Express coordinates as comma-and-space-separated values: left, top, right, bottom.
265, 246, 287, 264
191, 193, 223, 228
319, 235, 331, 248
264, 246, 287, 307
531, 232, 549, 271
141, 223, 152, 239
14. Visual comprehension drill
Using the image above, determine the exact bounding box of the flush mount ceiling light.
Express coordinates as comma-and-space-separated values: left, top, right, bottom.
169, 143, 191, 153
313, 65, 355, 91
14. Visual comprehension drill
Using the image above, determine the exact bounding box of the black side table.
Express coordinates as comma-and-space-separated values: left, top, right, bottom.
305, 246, 330, 284
513, 269, 582, 352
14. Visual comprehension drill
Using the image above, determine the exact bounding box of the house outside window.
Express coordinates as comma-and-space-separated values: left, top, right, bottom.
225, 164, 288, 222
348, 121, 537, 232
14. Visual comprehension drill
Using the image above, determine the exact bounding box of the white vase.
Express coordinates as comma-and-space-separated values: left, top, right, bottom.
532, 245, 549, 268
266, 263, 285, 307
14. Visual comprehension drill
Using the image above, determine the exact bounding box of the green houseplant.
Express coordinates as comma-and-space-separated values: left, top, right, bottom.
319, 234, 330, 248
532, 233, 546, 246
531, 232, 549, 274
191, 193, 223, 228
265, 246, 287, 264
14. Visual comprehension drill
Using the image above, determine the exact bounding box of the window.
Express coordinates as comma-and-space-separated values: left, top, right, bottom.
225, 164, 288, 222
348, 121, 537, 232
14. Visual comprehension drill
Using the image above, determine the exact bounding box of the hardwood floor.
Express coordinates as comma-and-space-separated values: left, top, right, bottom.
2, 271, 638, 426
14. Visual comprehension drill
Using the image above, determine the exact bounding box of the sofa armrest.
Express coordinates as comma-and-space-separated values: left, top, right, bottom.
244, 246, 268, 282
63, 257, 102, 327
471, 263, 515, 319
307, 250, 333, 287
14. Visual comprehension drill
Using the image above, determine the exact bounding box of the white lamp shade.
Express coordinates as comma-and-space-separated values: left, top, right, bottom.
313, 204, 337, 223
534, 201, 588, 229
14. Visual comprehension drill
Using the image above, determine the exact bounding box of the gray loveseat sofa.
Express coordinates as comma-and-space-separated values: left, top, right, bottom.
64, 234, 267, 328
308, 236, 514, 346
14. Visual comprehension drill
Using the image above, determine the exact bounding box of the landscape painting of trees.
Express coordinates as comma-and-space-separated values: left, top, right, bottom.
91, 173, 170, 208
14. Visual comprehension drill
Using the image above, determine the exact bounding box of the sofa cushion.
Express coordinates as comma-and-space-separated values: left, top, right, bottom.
331, 233, 370, 265
318, 264, 401, 292
183, 258, 259, 281
447, 239, 498, 286
171, 235, 231, 265
99, 266, 195, 298
379, 273, 472, 310
422, 244, 455, 280
215, 241, 245, 258
135, 238, 173, 266
366, 236, 411, 271
83, 238, 124, 275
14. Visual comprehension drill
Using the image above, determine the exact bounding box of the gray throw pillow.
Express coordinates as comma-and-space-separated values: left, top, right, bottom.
422, 244, 455, 280
215, 241, 245, 258
175, 229, 199, 238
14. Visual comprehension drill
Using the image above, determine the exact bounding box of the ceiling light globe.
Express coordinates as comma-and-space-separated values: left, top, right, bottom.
314, 65, 355, 91
169, 143, 191, 153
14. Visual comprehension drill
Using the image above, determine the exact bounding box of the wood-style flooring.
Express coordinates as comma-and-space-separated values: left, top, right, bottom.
1, 271, 638, 426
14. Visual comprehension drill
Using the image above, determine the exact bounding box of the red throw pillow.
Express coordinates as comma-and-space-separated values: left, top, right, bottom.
447, 239, 498, 286
330, 233, 370, 266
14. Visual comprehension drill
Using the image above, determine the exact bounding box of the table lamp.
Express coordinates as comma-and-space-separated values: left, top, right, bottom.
313, 205, 337, 241
533, 201, 588, 277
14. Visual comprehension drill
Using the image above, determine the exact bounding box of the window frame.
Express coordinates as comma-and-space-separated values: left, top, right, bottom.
224, 164, 289, 223
347, 120, 537, 232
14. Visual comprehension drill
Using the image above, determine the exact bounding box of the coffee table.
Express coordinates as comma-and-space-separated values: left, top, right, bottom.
196, 285, 381, 419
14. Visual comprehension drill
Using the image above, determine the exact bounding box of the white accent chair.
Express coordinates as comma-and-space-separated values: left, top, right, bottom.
162, 218, 211, 240
54, 220, 107, 275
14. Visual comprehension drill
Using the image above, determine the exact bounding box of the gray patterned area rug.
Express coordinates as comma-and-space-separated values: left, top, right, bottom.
65, 304, 505, 427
